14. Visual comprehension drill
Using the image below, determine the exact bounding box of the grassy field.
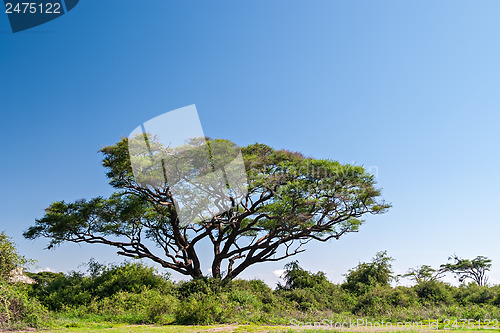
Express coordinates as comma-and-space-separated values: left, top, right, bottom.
4, 259, 500, 332
28, 322, 500, 333
44, 324, 290, 333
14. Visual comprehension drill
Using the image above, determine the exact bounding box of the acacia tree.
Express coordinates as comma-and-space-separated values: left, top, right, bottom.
440, 255, 492, 286
402, 265, 444, 284
24, 138, 389, 282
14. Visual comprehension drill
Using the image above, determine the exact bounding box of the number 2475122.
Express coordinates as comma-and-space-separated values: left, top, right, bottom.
5, 2, 62, 14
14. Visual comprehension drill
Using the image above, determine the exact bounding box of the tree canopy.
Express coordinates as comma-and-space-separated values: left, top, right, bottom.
0, 232, 29, 281
402, 265, 444, 284
278, 261, 329, 290
441, 255, 492, 286
343, 251, 394, 295
25, 138, 389, 281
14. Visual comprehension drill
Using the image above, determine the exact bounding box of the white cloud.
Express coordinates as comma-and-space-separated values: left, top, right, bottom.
272, 269, 285, 278
35, 267, 54, 273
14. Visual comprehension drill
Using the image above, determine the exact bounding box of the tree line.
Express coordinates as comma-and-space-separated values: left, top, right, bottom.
2, 232, 500, 330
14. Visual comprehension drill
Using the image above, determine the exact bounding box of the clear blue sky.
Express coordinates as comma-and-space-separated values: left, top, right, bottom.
1, 0, 500, 286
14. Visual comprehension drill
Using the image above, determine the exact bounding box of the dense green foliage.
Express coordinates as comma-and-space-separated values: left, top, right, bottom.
342, 251, 394, 295
19, 254, 500, 327
278, 261, 330, 290
0, 232, 28, 280
3, 228, 500, 329
27, 260, 173, 311
0, 233, 49, 330
0, 281, 49, 329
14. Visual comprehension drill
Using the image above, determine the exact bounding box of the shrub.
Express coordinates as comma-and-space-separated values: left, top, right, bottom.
455, 283, 496, 305
89, 260, 173, 297
62, 288, 178, 324
342, 251, 394, 295
0, 232, 29, 281
354, 285, 418, 316
18, 256, 500, 326
174, 293, 228, 325
176, 277, 223, 299
0, 232, 48, 330
278, 261, 330, 290
493, 287, 500, 306
462, 304, 488, 321
230, 279, 274, 304
413, 280, 454, 305
28, 260, 173, 310
282, 288, 317, 311
0, 280, 50, 329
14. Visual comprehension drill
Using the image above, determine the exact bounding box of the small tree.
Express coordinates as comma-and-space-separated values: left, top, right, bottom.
342, 251, 394, 295
402, 265, 444, 284
440, 255, 492, 286
0, 232, 28, 281
278, 261, 329, 290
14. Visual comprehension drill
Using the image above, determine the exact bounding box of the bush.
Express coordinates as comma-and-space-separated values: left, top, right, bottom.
0, 232, 29, 281
230, 279, 274, 305
176, 277, 223, 299
28, 260, 173, 310
342, 251, 394, 295
278, 282, 355, 313
0, 280, 50, 330
455, 283, 497, 305
62, 288, 178, 324
281, 288, 317, 311
493, 288, 500, 306
462, 304, 488, 321
354, 285, 418, 316
18, 256, 500, 326
0, 232, 48, 330
278, 261, 330, 290
413, 280, 454, 305
174, 293, 228, 325
276, 261, 356, 312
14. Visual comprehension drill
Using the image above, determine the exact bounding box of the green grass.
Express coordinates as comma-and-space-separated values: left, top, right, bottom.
47, 323, 291, 333
35, 321, 500, 333
41, 315, 500, 333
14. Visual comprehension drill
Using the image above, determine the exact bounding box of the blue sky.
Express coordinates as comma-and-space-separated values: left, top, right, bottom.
1, 0, 500, 286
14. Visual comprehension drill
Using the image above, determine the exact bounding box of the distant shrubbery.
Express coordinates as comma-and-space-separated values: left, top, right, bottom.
0, 232, 49, 330
3, 231, 500, 328
27, 259, 173, 311
17, 252, 500, 326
